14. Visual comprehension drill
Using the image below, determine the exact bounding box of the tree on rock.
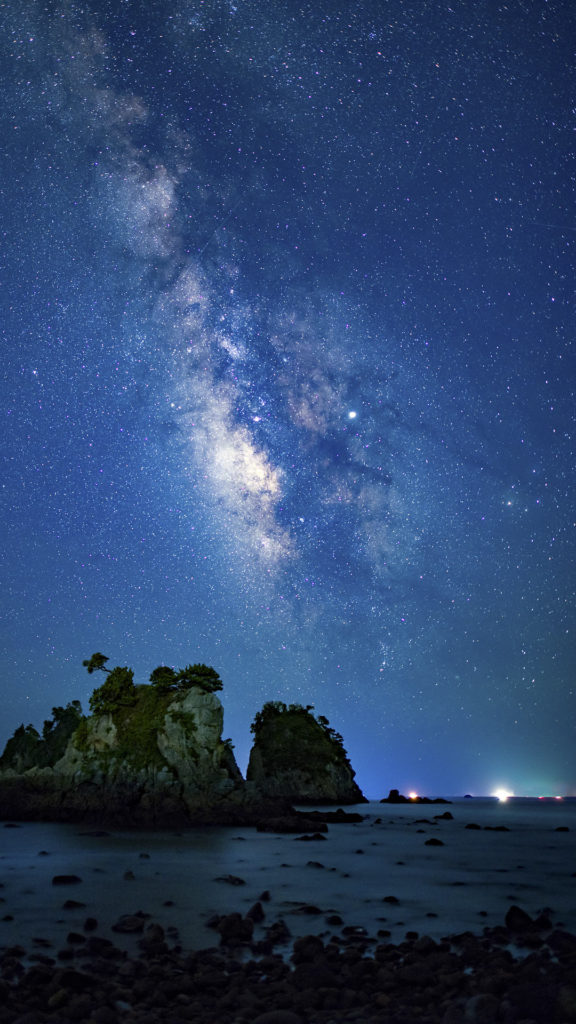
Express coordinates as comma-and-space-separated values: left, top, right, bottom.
149, 665, 178, 694
83, 653, 111, 675
89, 667, 137, 716
176, 664, 223, 693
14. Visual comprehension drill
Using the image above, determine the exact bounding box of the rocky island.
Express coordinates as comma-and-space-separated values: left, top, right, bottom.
247, 701, 366, 804
0, 654, 365, 825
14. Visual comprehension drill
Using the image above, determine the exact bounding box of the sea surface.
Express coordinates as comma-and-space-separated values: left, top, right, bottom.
1, 798, 574, 959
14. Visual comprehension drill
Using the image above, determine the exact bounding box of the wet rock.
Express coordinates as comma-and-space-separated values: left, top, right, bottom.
465, 822, 482, 829
246, 901, 265, 922
139, 922, 167, 954
505, 905, 535, 932
425, 837, 445, 846
214, 873, 246, 885
291, 934, 325, 963
52, 875, 82, 885
85, 935, 121, 958
216, 912, 253, 945
112, 913, 147, 933
293, 832, 327, 841
265, 919, 291, 946
306, 860, 325, 869
304, 808, 365, 823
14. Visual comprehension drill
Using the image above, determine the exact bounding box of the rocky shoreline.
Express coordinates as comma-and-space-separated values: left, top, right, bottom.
1, 900, 576, 1024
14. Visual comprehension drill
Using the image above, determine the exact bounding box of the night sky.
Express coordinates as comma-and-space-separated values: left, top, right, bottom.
1, 0, 574, 798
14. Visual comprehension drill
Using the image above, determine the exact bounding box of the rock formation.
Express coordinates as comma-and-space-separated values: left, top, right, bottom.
0, 661, 367, 823
0, 686, 261, 826
246, 702, 366, 804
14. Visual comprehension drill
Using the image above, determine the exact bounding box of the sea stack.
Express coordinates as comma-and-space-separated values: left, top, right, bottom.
247, 701, 366, 804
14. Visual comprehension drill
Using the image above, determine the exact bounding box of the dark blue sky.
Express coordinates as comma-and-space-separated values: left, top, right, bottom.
1, 0, 574, 797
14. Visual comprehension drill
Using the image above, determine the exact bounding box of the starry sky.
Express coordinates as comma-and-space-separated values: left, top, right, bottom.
1, 0, 574, 798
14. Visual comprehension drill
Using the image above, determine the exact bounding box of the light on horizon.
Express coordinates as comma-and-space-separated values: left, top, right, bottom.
408, 791, 418, 800
492, 788, 514, 803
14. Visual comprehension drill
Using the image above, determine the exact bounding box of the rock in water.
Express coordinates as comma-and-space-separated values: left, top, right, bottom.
0, 686, 285, 826
247, 702, 365, 804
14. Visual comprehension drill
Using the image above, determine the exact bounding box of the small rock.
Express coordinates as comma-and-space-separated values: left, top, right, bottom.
62, 899, 86, 909
505, 905, 535, 932
217, 912, 253, 945
214, 874, 246, 885
306, 861, 325, 869
112, 914, 147, 933
425, 838, 444, 846
293, 833, 327, 841
246, 901, 265, 922
52, 875, 82, 885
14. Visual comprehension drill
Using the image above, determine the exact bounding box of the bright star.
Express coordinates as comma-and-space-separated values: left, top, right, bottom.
348, 410, 357, 419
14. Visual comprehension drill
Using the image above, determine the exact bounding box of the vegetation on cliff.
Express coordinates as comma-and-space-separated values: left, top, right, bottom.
249, 701, 355, 775
0, 655, 224, 775
0, 701, 84, 773
247, 701, 365, 803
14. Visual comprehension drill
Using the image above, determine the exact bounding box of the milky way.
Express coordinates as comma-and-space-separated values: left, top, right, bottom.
1, 0, 574, 795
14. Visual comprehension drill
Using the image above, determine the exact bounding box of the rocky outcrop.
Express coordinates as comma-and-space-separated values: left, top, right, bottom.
0, 687, 273, 826
246, 702, 366, 804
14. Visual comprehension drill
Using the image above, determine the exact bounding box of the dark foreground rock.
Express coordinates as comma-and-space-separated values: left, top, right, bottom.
1, 907, 575, 1024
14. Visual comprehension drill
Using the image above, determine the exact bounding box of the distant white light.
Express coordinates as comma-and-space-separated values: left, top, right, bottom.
492, 788, 514, 802
348, 410, 357, 419
408, 791, 418, 800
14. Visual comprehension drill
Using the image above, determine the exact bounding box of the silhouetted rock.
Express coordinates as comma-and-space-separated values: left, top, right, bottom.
381, 788, 451, 804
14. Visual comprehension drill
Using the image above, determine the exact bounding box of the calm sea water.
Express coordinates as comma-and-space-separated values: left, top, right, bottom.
1, 799, 574, 958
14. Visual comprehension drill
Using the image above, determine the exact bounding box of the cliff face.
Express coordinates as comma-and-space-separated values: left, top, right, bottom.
246, 703, 366, 804
0, 687, 250, 825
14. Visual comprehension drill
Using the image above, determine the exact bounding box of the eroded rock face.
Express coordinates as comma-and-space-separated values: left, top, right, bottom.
0, 687, 251, 825
247, 703, 365, 805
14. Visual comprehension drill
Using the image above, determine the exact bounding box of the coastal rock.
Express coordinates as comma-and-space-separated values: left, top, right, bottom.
381, 788, 451, 804
0, 686, 288, 827
247, 702, 365, 804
